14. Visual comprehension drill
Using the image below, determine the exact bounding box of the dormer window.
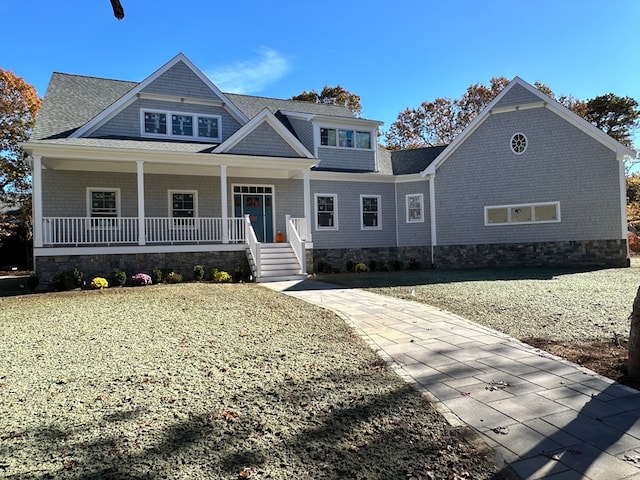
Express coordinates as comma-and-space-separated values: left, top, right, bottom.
141, 109, 221, 141
320, 127, 372, 149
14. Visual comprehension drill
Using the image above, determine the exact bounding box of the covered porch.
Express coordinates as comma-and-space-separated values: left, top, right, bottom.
27, 141, 316, 281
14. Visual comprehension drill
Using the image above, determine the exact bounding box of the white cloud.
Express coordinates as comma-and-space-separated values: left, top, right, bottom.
206, 47, 290, 94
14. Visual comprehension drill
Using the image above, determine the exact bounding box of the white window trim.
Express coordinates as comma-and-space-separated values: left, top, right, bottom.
317, 125, 375, 151
168, 190, 198, 229
510, 132, 528, 155
314, 193, 338, 231
484, 201, 560, 226
140, 109, 222, 141
86, 187, 121, 229
360, 194, 382, 231
406, 193, 424, 223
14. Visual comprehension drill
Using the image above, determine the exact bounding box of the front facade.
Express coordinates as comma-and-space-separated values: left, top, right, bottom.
23, 54, 635, 285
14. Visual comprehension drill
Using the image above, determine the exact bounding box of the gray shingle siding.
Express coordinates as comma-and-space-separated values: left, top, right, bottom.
142, 61, 222, 101
317, 147, 376, 171
144, 174, 220, 217
310, 180, 397, 249
228, 122, 301, 157
42, 170, 138, 217
435, 106, 622, 246
91, 98, 241, 141
493, 83, 542, 108
396, 180, 431, 247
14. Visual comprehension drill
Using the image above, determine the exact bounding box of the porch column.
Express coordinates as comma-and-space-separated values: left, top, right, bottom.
32, 155, 43, 248
303, 168, 312, 241
136, 161, 146, 245
220, 165, 229, 243
429, 174, 436, 267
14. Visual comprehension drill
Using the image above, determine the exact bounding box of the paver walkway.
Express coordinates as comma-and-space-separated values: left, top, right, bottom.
264, 279, 640, 480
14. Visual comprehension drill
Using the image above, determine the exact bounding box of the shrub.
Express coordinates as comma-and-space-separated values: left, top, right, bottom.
152, 267, 164, 284
368, 260, 387, 272
26, 275, 39, 291
629, 231, 640, 253
165, 272, 183, 284
90, 277, 109, 289
233, 266, 249, 283
316, 260, 334, 274
408, 258, 421, 270
50, 268, 83, 291
354, 262, 369, 273
130, 273, 152, 286
391, 259, 403, 271
346, 260, 355, 272
109, 269, 127, 287
193, 264, 205, 281
213, 270, 232, 283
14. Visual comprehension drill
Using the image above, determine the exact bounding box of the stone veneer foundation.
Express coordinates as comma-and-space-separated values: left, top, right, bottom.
434, 239, 629, 269
313, 240, 628, 273
36, 250, 250, 289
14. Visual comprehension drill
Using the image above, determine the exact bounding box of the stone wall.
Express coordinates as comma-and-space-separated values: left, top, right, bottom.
434, 240, 629, 269
35, 250, 250, 289
313, 246, 431, 273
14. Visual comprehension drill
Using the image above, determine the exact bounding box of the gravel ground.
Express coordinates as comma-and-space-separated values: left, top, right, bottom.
0, 284, 502, 479
319, 260, 640, 343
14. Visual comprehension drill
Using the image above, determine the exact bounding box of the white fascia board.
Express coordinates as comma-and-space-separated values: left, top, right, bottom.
70, 53, 248, 138
311, 115, 384, 128
421, 76, 636, 177
213, 108, 315, 159
23, 141, 316, 171
309, 170, 396, 183
421, 78, 528, 177
280, 110, 384, 128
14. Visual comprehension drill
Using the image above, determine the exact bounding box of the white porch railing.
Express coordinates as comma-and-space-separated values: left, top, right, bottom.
42, 217, 246, 246
244, 215, 260, 277
286, 215, 306, 274
43, 217, 140, 245
288, 217, 310, 242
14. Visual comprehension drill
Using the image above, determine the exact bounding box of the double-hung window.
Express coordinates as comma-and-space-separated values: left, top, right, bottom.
142, 110, 221, 141
87, 188, 120, 228
320, 127, 372, 149
315, 194, 337, 230
169, 190, 197, 228
361, 195, 381, 230
406, 194, 423, 223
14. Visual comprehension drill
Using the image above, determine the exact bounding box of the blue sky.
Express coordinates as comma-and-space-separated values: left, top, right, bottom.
2, 0, 639, 145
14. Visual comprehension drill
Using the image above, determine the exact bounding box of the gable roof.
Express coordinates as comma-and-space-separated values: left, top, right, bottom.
70, 53, 249, 138
213, 109, 315, 158
422, 77, 636, 176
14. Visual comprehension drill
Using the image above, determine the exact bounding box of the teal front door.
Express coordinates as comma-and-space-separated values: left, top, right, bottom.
234, 192, 273, 242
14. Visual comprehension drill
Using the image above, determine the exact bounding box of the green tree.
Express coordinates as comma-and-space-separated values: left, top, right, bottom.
291, 85, 362, 116
0, 69, 41, 237
583, 93, 639, 148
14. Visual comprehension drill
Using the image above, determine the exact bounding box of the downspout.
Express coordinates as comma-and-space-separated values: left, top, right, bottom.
428, 173, 436, 268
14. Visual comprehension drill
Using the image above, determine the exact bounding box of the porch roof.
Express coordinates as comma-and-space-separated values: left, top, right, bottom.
23, 140, 318, 178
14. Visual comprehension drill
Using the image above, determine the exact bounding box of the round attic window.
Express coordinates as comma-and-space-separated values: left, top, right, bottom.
511, 133, 527, 154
